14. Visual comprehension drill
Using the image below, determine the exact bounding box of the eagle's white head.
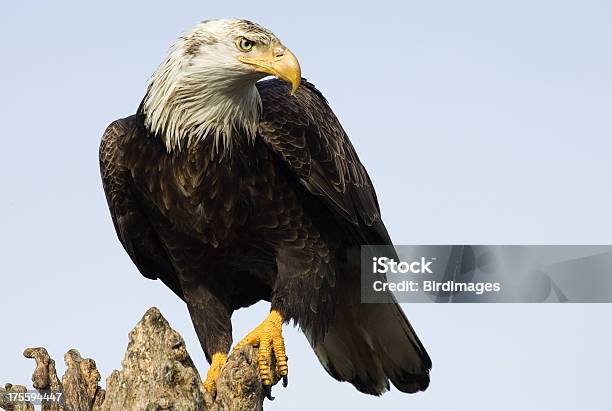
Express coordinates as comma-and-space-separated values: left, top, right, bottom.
142, 19, 301, 152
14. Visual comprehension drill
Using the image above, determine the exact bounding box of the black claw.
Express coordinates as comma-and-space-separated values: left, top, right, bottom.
264, 385, 275, 401
282, 375, 288, 387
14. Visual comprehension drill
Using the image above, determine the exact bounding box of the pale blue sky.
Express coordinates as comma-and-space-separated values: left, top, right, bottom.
1, 1, 611, 410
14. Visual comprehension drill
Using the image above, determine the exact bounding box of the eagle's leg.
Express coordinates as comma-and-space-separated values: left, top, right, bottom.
232, 309, 288, 399
182, 281, 233, 397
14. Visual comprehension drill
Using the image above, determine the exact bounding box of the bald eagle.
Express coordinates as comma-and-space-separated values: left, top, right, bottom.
100, 19, 431, 399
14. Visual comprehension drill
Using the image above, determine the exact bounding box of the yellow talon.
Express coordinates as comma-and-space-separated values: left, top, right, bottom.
233, 310, 288, 391
202, 352, 227, 396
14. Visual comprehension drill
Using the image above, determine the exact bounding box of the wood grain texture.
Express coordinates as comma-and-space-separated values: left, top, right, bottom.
1, 307, 274, 411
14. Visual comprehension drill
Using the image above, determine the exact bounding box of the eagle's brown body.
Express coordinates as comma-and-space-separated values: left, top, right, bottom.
100, 78, 431, 394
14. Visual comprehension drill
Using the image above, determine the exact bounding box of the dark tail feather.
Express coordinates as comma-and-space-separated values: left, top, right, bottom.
307, 295, 431, 395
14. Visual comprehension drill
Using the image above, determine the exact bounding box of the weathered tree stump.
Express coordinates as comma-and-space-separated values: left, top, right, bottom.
1, 307, 276, 411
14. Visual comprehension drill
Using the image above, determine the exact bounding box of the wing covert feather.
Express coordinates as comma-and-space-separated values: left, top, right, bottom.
257, 79, 392, 246
100, 117, 183, 299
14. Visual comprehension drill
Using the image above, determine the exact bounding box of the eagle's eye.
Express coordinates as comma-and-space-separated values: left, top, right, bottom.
236, 37, 254, 52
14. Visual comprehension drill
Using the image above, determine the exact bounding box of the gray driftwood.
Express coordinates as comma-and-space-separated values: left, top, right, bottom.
1, 307, 276, 411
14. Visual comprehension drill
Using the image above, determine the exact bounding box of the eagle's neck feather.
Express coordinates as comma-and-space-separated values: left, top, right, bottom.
142, 47, 262, 153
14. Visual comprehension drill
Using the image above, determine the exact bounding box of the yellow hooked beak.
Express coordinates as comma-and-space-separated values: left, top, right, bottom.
239, 46, 301, 95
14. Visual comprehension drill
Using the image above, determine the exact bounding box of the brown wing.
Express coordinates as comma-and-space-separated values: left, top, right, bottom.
256, 78, 393, 247
99, 116, 183, 300
258, 80, 431, 394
